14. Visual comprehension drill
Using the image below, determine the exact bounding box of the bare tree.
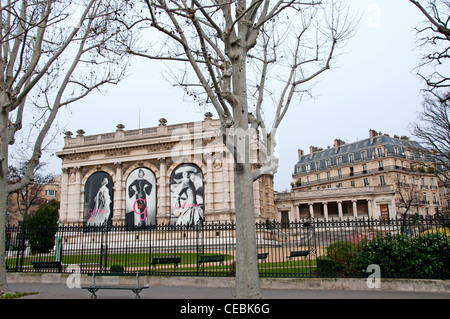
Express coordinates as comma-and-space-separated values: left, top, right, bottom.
411, 96, 450, 182
7, 162, 56, 224
410, 0, 450, 102
0, 0, 131, 295
124, 0, 356, 298
395, 178, 424, 232
410, 1, 450, 186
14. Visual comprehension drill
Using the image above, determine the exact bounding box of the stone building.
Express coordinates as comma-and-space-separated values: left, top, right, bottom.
56, 113, 275, 226
6, 176, 61, 226
274, 129, 443, 221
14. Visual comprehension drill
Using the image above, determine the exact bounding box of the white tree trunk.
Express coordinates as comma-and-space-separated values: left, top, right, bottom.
234, 160, 262, 299
0, 114, 12, 295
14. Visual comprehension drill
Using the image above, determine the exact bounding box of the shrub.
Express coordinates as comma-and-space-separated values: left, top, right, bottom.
26, 200, 60, 253
327, 241, 356, 270
351, 233, 450, 279
316, 256, 338, 277
110, 264, 125, 273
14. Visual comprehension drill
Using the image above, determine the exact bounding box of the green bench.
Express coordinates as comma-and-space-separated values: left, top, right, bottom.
32, 261, 62, 272
257, 252, 269, 262
81, 272, 148, 299
197, 255, 226, 272
151, 257, 182, 267
197, 255, 225, 265
287, 250, 310, 259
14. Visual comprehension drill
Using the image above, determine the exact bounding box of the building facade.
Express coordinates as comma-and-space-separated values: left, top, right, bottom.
274, 130, 443, 221
6, 176, 61, 226
56, 114, 275, 226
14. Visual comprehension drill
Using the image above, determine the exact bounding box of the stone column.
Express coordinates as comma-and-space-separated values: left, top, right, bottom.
322, 202, 328, 220
308, 202, 314, 218
113, 162, 123, 225
224, 151, 233, 213
253, 175, 262, 219
158, 158, 169, 224
390, 198, 397, 218
352, 200, 358, 219
295, 204, 300, 221
337, 200, 343, 219
60, 168, 69, 224
74, 167, 82, 224
367, 199, 373, 218
205, 153, 214, 219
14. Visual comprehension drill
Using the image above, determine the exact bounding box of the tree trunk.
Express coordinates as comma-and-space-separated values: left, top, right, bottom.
0, 113, 12, 295
230, 39, 262, 297
234, 160, 262, 299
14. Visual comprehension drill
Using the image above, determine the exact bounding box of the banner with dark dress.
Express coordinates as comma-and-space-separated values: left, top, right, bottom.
125, 168, 156, 227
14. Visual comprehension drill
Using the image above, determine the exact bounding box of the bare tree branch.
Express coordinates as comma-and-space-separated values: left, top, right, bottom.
410, 0, 450, 101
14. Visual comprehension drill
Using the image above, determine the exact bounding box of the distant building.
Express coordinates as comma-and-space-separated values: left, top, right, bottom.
6, 176, 61, 226
56, 114, 275, 226
274, 130, 442, 221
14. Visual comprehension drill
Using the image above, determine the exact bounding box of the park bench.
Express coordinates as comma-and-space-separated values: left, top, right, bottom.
151, 257, 181, 268
257, 252, 269, 262
81, 272, 148, 299
287, 250, 310, 259
32, 261, 62, 273
197, 254, 226, 265
197, 254, 226, 273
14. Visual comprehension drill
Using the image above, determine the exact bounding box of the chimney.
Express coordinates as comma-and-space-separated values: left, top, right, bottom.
310, 146, 319, 156
298, 149, 304, 161
334, 139, 345, 152
369, 129, 377, 143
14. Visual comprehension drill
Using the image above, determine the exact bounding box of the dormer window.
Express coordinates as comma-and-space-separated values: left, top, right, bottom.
377, 148, 383, 157
349, 154, 354, 163
361, 150, 367, 160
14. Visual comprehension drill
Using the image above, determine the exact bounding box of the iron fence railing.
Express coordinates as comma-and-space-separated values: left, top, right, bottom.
4, 216, 450, 279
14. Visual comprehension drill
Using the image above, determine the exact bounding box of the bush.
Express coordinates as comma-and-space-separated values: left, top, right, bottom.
26, 200, 59, 253
327, 241, 356, 271
316, 256, 338, 277
110, 264, 125, 273
27, 200, 59, 227
351, 233, 450, 279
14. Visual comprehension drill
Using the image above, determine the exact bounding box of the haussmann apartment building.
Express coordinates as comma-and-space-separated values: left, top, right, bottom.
274, 129, 443, 223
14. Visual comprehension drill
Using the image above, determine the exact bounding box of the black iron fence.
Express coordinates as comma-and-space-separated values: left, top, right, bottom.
4, 216, 450, 279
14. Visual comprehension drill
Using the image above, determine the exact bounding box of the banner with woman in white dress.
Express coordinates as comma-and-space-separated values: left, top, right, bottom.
170, 164, 204, 226
84, 172, 114, 226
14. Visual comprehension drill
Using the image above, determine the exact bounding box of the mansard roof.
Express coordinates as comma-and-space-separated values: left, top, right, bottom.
294, 134, 427, 175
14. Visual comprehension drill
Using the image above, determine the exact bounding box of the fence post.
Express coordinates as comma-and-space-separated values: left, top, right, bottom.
19, 225, 26, 272
99, 225, 105, 273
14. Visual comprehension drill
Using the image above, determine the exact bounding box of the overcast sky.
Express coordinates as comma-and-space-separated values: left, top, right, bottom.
44, 0, 429, 191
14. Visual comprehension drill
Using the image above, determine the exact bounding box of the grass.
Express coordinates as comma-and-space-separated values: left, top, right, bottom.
0, 292, 38, 299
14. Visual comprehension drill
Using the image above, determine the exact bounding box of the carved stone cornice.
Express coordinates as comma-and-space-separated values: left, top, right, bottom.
105, 149, 131, 158
59, 141, 179, 163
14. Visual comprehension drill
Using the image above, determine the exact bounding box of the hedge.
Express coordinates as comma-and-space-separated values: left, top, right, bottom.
350, 233, 450, 279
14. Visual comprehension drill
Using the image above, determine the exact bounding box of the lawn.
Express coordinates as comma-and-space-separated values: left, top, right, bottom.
7, 252, 318, 277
